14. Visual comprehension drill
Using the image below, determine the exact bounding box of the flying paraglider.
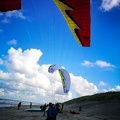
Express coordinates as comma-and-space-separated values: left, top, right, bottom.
48, 64, 71, 94
53, 0, 90, 47
0, 0, 21, 12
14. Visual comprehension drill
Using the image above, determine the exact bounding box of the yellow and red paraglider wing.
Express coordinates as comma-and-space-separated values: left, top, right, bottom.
54, 0, 90, 47
0, 0, 21, 12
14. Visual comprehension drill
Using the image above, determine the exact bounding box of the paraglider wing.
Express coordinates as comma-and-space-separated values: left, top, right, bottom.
48, 64, 60, 74
58, 69, 70, 93
0, 0, 21, 12
48, 64, 71, 93
53, 0, 90, 47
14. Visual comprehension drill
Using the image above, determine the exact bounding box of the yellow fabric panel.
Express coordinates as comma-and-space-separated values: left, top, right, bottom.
54, 0, 81, 45
58, 69, 66, 87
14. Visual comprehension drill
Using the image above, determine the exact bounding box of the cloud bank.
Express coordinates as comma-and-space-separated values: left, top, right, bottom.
0, 47, 98, 103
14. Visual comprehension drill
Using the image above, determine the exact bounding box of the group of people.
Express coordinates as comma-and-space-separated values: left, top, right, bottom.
17, 101, 64, 120
41, 102, 65, 120
40, 102, 65, 120
17, 102, 32, 110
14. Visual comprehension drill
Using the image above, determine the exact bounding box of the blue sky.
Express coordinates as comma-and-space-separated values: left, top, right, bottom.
0, 0, 120, 104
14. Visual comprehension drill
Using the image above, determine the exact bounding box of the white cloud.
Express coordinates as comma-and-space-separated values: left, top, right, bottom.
99, 81, 107, 86
5, 10, 26, 20
6, 47, 42, 74
0, 47, 99, 103
81, 60, 115, 70
100, 85, 120, 93
0, 70, 10, 80
7, 39, 17, 45
81, 60, 94, 67
0, 58, 4, 65
100, 0, 120, 11
109, 85, 120, 91
1, 10, 26, 23
0, 88, 4, 96
1, 18, 10, 23
70, 74, 98, 96
95, 60, 115, 69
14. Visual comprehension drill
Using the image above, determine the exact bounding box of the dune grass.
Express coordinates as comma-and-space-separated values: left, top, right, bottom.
64, 91, 120, 105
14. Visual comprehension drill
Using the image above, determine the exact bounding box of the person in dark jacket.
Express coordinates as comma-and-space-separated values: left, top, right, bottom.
30, 102, 32, 108
43, 103, 47, 116
17, 102, 21, 110
46, 102, 58, 120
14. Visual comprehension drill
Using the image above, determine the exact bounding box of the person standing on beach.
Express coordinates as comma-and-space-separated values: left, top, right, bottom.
61, 103, 64, 112
46, 102, 58, 120
43, 103, 47, 116
30, 102, 32, 108
17, 102, 21, 110
79, 106, 82, 111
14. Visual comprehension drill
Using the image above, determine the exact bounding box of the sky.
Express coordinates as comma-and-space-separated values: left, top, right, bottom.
0, 0, 120, 104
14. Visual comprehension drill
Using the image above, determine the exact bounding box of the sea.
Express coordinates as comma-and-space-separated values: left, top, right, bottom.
0, 98, 39, 108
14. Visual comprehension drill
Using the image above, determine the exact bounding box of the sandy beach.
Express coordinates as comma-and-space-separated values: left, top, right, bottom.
0, 99, 120, 120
